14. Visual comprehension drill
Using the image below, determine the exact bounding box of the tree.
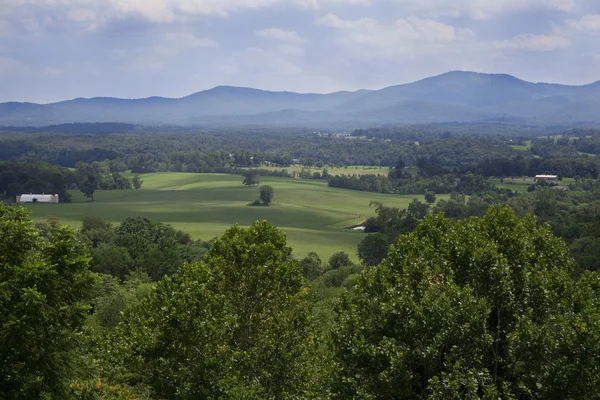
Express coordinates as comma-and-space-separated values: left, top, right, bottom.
132, 174, 143, 189
394, 157, 406, 171
332, 205, 600, 398
328, 251, 352, 270
0, 203, 97, 398
242, 171, 259, 187
259, 184, 274, 205
389, 157, 407, 179
108, 221, 317, 398
357, 233, 389, 266
424, 190, 436, 204
80, 174, 99, 201
300, 252, 323, 280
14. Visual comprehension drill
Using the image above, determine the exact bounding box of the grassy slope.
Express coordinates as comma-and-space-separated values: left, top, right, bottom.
22, 173, 446, 260
490, 177, 574, 193
249, 165, 390, 176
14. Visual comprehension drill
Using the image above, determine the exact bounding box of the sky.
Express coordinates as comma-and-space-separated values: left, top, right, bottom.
1, 0, 599, 103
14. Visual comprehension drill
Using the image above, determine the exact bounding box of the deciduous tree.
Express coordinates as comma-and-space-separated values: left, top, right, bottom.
0, 203, 97, 398
259, 184, 274, 205
332, 205, 600, 398
108, 221, 317, 398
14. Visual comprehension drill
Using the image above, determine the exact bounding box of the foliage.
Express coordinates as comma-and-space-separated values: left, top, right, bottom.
79, 174, 99, 201
332, 205, 600, 399
301, 251, 324, 280
0, 203, 97, 398
132, 174, 143, 189
0, 161, 74, 203
357, 233, 390, 266
328, 251, 352, 270
106, 221, 317, 398
424, 191, 436, 204
243, 171, 260, 186
79, 215, 209, 281
259, 184, 274, 205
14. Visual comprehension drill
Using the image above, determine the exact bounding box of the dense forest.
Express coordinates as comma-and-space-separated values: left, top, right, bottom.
3, 123, 600, 398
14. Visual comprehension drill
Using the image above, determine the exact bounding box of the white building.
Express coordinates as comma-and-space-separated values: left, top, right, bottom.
535, 175, 559, 182
17, 194, 59, 204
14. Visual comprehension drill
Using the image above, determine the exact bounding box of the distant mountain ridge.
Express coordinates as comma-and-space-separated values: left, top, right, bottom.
1, 71, 599, 127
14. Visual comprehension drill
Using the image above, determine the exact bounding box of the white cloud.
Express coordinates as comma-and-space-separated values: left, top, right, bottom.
165, 32, 219, 48
67, 8, 96, 22
494, 34, 570, 51
316, 13, 475, 51
277, 44, 305, 56
565, 14, 600, 32
255, 28, 305, 43
0, 58, 24, 73
112, 0, 175, 23
384, 0, 577, 19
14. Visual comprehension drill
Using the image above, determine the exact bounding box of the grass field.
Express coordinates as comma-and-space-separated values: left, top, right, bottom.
22, 173, 446, 260
250, 165, 391, 176
490, 177, 574, 193
510, 140, 532, 151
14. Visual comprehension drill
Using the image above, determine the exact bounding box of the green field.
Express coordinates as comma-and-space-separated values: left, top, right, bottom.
251, 165, 390, 176
510, 140, 532, 151
490, 177, 574, 193
22, 173, 445, 260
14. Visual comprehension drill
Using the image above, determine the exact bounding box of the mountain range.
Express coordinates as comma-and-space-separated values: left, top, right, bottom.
1, 71, 599, 127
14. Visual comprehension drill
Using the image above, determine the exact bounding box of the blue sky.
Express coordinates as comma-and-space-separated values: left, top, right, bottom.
1, 0, 599, 102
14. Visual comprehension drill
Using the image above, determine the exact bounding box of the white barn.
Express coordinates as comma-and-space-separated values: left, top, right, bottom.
17, 194, 59, 204
535, 175, 559, 182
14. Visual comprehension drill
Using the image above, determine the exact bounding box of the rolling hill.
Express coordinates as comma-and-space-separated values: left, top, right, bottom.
1, 71, 599, 127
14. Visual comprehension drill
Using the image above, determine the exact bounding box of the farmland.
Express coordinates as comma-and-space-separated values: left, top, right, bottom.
22, 172, 446, 260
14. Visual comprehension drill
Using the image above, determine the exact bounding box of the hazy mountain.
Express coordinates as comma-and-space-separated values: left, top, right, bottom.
1, 71, 599, 127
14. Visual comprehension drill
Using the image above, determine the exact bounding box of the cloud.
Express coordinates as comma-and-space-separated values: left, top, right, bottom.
276, 44, 305, 56
255, 28, 305, 43
164, 32, 219, 48
0, 57, 25, 74
565, 14, 600, 32
111, 0, 175, 23
381, 0, 577, 19
316, 13, 476, 51
494, 34, 570, 51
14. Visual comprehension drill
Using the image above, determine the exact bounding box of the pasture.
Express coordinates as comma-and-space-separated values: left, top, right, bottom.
22, 173, 444, 260
251, 165, 390, 176
490, 177, 573, 193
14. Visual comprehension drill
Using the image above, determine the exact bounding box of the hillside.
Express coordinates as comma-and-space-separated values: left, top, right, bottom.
2, 71, 599, 127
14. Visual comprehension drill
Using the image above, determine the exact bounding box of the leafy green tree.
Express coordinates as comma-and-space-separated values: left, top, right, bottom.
332, 205, 600, 399
79, 216, 115, 248
328, 251, 352, 270
300, 251, 324, 280
357, 233, 389, 266
91, 243, 134, 280
243, 171, 260, 187
108, 221, 317, 398
80, 174, 99, 201
89, 273, 153, 329
424, 191, 436, 204
259, 184, 274, 205
0, 203, 97, 398
132, 174, 143, 189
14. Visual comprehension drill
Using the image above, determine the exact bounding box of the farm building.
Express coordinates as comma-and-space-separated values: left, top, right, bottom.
17, 194, 59, 204
535, 175, 559, 182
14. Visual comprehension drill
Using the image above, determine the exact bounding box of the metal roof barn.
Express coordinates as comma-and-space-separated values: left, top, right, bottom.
17, 194, 59, 203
